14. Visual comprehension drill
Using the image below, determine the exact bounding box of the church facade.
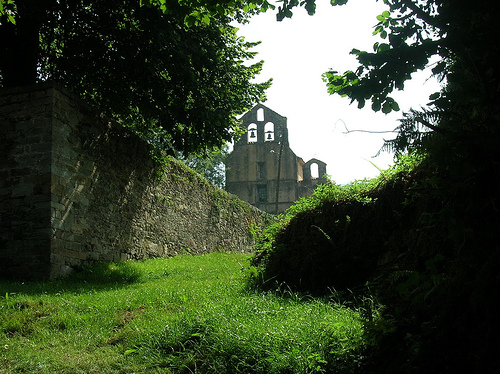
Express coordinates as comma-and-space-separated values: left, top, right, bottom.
225, 104, 327, 214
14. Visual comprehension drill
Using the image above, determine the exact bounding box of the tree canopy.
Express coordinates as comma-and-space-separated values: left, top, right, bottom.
3, 0, 499, 157
181, 144, 230, 188
0, 0, 271, 155
137, 0, 500, 161
272, 0, 498, 115
272, 0, 500, 178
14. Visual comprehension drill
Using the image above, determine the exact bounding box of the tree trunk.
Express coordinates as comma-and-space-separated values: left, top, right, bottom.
0, 1, 44, 87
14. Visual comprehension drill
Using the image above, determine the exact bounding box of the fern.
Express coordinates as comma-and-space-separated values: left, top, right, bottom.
377, 108, 443, 156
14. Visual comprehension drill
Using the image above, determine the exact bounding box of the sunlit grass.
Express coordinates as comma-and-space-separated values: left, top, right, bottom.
1, 252, 370, 373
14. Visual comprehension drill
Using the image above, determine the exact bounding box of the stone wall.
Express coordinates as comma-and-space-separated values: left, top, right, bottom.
0, 82, 269, 280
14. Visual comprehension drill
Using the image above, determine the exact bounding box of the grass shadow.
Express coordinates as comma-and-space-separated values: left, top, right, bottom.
0, 261, 145, 296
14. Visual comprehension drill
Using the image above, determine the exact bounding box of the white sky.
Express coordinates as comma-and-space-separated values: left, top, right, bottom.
233, 0, 441, 184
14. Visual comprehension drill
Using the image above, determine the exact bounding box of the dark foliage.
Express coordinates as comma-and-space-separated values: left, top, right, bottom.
252, 161, 439, 293
253, 157, 500, 372
0, 0, 270, 155
252, 1, 500, 371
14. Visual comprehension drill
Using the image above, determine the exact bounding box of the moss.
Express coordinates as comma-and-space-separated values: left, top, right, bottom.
152, 153, 271, 245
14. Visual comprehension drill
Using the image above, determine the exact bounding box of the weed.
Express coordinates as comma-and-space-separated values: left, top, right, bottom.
307, 352, 327, 373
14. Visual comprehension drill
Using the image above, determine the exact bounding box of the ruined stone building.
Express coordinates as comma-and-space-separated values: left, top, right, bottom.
225, 104, 327, 214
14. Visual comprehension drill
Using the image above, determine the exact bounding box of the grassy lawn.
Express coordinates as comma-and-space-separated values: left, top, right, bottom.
0, 252, 370, 373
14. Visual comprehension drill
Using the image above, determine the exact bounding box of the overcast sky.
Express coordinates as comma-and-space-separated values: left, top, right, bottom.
233, 0, 441, 184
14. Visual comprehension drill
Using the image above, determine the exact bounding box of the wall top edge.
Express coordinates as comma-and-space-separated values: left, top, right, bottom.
0, 81, 74, 99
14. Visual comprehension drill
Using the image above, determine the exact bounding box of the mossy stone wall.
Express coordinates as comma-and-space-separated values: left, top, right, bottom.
0, 82, 268, 279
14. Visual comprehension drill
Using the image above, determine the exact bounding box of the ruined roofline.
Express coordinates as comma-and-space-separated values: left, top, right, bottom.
303, 158, 327, 167
240, 103, 287, 123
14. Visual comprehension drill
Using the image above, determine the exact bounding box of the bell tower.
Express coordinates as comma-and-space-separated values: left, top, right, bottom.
226, 104, 327, 214
226, 104, 296, 213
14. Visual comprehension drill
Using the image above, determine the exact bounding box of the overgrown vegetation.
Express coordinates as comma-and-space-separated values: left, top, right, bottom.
251, 150, 500, 372
0, 252, 373, 374
250, 153, 425, 291
155, 154, 273, 229
247, 1, 500, 371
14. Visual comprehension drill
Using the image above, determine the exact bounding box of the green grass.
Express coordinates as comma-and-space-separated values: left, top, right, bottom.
0, 252, 371, 373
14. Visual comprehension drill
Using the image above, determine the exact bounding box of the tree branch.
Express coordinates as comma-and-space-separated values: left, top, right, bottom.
414, 116, 446, 134
337, 119, 397, 135
399, 0, 440, 30
343, 129, 397, 134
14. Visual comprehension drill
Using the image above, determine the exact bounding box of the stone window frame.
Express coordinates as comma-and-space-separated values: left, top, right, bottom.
257, 185, 267, 202
257, 162, 266, 180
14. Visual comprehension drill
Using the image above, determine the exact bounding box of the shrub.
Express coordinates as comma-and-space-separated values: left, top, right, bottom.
251, 153, 425, 293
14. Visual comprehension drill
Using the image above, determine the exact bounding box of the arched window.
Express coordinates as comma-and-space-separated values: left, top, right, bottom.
257, 108, 264, 122
264, 122, 274, 142
310, 163, 319, 179
247, 123, 257, 143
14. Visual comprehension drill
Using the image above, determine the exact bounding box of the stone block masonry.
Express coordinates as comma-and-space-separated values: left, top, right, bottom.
0, 82, 269, 280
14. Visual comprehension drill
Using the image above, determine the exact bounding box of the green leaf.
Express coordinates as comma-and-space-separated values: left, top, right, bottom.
201, 14, 211, 25
304, 0, 316, 15
124, 349, 137, 356
432, 61, 447, 75
373, 25, 383, 35
378, 43, 390, 52
376, 10, 390, 22
382, 101, 393, 113
429, 92, 440, 100
184, 14, 196, 26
